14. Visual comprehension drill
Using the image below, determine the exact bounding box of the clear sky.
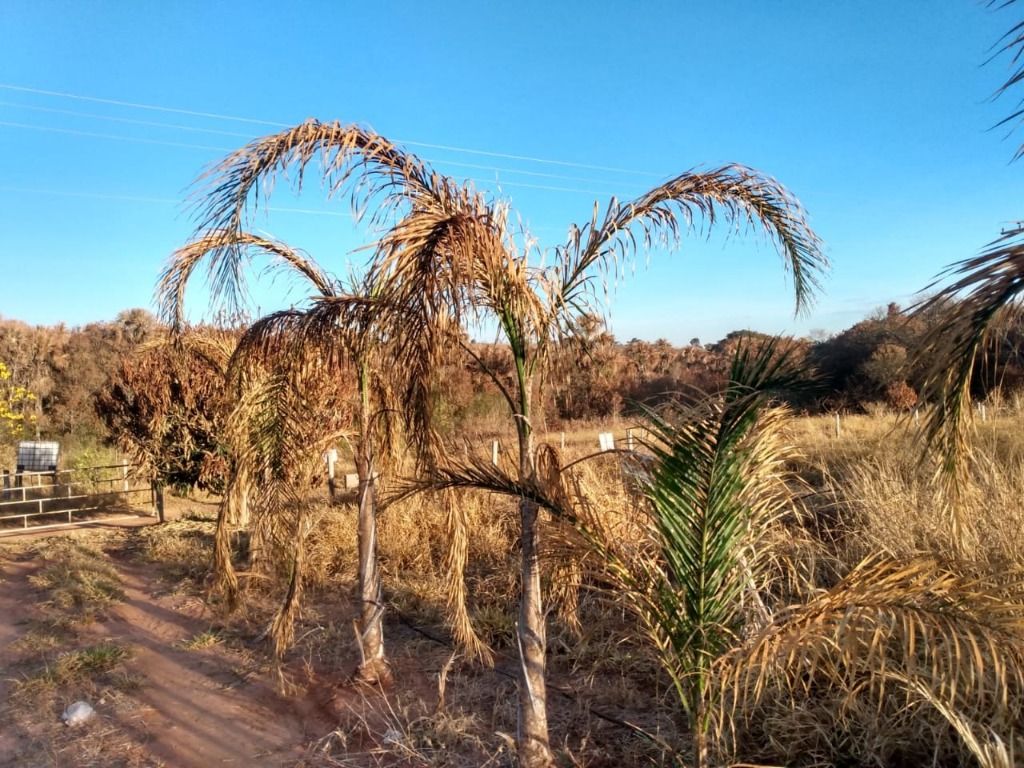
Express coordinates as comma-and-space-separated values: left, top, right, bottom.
0, 1, 1020, 344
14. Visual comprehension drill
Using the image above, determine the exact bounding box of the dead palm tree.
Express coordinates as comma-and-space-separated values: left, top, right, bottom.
161, 119, 823, 766
158, 231, 439, 683
373, 160, 825, 768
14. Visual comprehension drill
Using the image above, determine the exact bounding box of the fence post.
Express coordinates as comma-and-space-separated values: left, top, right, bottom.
121, 460, 129, 493
626, 428, 635, 452
491, 440, 499, 466
151, 480, 165, 523
560, 431, 565, 451
834, 413, 842, 439
325, 448, 338, 500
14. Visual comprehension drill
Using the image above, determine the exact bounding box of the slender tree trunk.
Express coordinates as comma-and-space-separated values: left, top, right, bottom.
690, 673, 709, 768
212, 495, 239, 607
355, 364, 389, 684
513, 368, 552, 767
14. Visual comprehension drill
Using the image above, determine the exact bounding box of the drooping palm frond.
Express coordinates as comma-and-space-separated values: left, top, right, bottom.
393, 338, 806, 766
713, 557, 1024, 764
987, 0, 1024, 160
439, 488, 495, 665
553, 166, 827, 326
184, 120, 477, 318
157, 230, 337, 329
136, 327, 238, 375
225, 368, 351, 657
912, 226, 1024, 494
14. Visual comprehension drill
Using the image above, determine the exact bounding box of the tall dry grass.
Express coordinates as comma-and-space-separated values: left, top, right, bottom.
122, 406, 1024, 767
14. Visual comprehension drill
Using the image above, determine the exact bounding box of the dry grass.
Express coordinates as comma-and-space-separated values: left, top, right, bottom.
27, 538, 125, 621
0, 531, 147, 768
8, 409, 1024, 766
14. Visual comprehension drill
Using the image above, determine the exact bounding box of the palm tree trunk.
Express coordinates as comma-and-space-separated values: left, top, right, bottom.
513, 367, 552, 767
355, 363, 389, 684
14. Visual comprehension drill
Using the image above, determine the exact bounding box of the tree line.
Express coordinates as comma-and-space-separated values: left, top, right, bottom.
0, 297, 1021, 460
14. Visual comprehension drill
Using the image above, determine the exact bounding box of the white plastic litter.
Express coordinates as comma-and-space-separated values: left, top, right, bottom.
61, 701, 95, 726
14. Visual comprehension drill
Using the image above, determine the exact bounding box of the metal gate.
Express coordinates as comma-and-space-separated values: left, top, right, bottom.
0, 462, 155, 534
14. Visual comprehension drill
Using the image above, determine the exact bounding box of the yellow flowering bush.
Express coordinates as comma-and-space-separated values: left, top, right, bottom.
0, 361, 37, 443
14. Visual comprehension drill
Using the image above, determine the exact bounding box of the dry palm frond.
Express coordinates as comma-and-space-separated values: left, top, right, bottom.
713, 557, 1024, 764
900, 672, 1016, 768
912, 226, 1024, 537
181, 119, 478, 320
225, 362, 351, 654
440, 488, 494, 665
157, 230, 336, 329
553, 165, 826, 328
136, 327, 237, 374
987, 0, 1024, 160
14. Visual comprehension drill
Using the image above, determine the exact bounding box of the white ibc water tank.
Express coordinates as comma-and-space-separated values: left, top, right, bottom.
16, 441, 60, 472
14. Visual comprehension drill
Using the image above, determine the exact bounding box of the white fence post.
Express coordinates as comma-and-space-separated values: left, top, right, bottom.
834, 413, 841, 439
324, 448, 338, 499
492, 440, 500, 466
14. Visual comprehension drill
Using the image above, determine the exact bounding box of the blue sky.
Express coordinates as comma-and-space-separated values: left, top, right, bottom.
0, 1, 1019, 344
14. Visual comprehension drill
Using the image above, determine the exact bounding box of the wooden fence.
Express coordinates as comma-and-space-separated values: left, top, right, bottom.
0, 462, 155, 533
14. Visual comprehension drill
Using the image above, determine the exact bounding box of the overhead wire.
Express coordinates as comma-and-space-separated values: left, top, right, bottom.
0, 82, 662, 177
0, 100, 645, 189
0, 119, 634, 196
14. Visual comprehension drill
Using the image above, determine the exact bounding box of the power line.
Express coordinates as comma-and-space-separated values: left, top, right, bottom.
0, 120, 230, 153
0, 185, 570, 235
0, 100, 635, 189
0, 82, 662, 178
0, 83, 288, 128
0, 186, 354, 218
0, 100, 257, 139
0, 120, 625, 196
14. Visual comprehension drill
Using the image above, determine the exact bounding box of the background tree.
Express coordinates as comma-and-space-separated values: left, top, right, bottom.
94, 329, 234, 493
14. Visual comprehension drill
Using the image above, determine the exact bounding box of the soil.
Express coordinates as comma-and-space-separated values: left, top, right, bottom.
0, 502, 662, 767
0, 521, 336, 768
0, 552, 39, 759
95, 557, 332, 767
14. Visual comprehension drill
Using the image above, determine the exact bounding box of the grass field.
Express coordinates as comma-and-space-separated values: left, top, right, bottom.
2, 408, 1023, 767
